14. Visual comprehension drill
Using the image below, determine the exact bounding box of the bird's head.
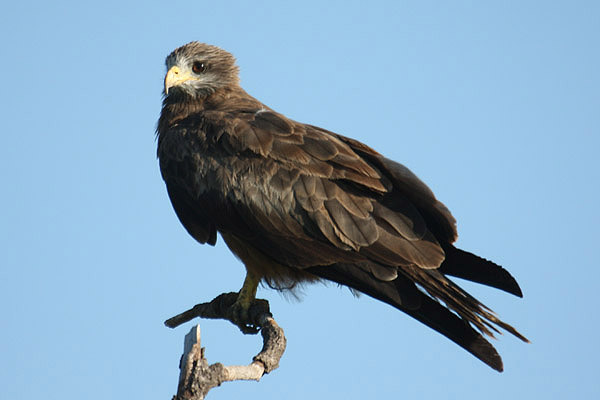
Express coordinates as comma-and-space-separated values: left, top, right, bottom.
163, 42, 240, 99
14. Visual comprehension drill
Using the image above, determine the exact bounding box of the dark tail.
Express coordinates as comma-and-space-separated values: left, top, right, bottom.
439, 245, 523, 297
307, 263, 505, 372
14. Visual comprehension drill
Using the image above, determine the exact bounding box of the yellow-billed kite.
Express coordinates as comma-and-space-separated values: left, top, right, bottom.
157, 42, 527, 372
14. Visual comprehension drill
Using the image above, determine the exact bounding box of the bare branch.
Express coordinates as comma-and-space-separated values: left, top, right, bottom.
169, 295, 286, 399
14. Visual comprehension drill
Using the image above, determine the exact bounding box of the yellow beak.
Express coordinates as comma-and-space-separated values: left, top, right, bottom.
164, 66, 196, 94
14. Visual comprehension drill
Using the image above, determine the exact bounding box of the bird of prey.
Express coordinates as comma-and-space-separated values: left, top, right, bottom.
157, 42, 527, 372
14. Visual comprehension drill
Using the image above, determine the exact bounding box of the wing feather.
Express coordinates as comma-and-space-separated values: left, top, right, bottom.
233, 122, 274, 155
323, 199, 379, 247
203, 110, 448, 269
302, 135, 340, 160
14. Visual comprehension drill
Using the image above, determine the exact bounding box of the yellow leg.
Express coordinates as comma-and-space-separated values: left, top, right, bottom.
228, 271, 262, 333
236, 270, 260, 308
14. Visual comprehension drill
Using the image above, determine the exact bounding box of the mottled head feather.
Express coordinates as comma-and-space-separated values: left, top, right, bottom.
164, 42, 240, 98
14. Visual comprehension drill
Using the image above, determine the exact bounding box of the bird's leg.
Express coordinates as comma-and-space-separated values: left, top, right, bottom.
237, 271, 260, 309
228, 271, 262, 334
164, 270, 271, 333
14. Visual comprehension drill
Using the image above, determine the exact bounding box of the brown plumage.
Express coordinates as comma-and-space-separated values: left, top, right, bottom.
157, 42, 528, 372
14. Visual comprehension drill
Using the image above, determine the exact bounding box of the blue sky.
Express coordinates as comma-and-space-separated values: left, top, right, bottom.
2, 1, 599, 399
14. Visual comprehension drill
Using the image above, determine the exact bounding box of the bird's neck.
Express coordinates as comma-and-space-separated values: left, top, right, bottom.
158, 86, 263, 131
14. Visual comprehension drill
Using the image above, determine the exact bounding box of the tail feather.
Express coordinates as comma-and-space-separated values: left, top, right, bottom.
400, 292, 504, 371
439, 245, 523, 297
307, 263, 505, 371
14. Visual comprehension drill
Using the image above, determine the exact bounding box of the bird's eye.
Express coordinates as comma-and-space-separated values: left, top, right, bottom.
192, 61, 206, 74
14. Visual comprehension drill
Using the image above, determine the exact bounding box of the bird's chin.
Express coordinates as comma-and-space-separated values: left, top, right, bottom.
164, 86, 196, 101
165, 85, 214, 102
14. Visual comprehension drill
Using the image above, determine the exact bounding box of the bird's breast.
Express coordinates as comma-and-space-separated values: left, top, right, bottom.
159, 123, 294, 218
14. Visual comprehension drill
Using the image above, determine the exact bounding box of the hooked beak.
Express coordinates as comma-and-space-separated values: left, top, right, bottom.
164, 66, 197, 95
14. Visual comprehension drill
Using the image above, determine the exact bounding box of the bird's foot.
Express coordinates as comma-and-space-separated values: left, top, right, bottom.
227, 296, 270, 334
223, 271, 266, 334
164, 292, 272, 333
164, 272, 269, 333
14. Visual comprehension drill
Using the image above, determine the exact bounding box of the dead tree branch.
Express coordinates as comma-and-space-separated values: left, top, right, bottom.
167, 293, 286, 400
